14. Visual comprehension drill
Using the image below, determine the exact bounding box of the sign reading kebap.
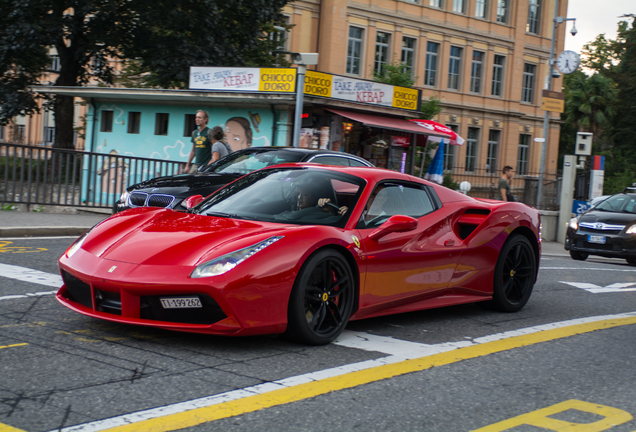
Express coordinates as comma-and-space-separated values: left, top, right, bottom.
190, 67, 420, 111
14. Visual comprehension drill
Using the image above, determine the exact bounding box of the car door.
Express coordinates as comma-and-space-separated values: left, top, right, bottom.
354, 181, 462, 313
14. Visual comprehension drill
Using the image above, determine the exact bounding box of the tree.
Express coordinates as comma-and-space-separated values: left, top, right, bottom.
562, 71, 618, 151
0, 0, 291, 149
372, 60, 416, 88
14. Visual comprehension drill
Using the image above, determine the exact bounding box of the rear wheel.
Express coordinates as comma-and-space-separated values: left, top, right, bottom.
570, 251, 588, 261
482, 234, 537, 312
286, 250, 354, 345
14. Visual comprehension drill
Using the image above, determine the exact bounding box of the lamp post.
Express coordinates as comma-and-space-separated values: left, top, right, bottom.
287, 53, 319, 148
537, 0, 576, 208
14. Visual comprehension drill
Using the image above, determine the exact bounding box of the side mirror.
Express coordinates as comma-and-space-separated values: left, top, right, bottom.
183, 195, 204, 210
369, 215, 418, 241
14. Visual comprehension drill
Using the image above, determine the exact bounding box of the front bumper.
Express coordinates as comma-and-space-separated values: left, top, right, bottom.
564, 228, 636, 259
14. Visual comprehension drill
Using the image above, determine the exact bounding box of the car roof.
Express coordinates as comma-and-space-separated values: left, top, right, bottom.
232, 146, 369, 161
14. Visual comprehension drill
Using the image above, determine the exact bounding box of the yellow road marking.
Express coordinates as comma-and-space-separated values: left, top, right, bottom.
0, 422, 27, 432
100, 315, 636, 432
473, 399, 633, 431
0, 343, 28, 350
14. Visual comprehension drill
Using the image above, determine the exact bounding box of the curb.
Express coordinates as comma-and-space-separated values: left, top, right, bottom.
0, 226, 92, 237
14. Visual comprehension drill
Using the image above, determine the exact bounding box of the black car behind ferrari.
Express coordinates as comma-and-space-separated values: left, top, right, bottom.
565, 188, 636, 264
113, 147, 372, 213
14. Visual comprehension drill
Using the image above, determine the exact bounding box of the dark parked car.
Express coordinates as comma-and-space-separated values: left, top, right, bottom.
113, 147, 373, 213
565, 187, 636, 264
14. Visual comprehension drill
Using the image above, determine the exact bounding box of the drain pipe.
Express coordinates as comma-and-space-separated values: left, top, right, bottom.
270, 104, 277, 146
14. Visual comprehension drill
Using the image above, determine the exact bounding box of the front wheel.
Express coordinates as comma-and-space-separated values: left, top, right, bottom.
482, 234, 537, 312
570, 251, 588, 261
286, 249, 355, 345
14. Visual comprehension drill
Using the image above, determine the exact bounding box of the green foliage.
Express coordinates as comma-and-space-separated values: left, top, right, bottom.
418, 96, 442, 120
561, 16, 636, 196
372, 61, 416, 88
442, 173, 459, 190
0, 0, 292, 146
0, 203, 17, 211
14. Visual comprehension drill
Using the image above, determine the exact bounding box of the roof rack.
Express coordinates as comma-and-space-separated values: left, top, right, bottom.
622, 183, 636, 193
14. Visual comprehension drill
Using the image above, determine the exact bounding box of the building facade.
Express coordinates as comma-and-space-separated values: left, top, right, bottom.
283, 0, 567, 189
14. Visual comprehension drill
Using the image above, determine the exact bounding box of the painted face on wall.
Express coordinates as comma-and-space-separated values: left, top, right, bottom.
224, 118, 252, 151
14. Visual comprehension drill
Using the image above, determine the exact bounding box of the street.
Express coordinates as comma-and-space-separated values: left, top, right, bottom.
1, 236, 636, 432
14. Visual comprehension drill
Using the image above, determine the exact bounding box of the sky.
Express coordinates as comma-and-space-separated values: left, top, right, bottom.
564, 0, 634, 54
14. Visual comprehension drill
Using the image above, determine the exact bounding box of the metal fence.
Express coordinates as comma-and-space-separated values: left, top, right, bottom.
440, 168, 561, 210
1, 143, 184, 210
1, 142, 562, 211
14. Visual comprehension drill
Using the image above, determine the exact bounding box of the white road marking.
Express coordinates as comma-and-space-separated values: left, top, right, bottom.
560, 281, 636, 293
0, 263, 61, 301
52, 312, 636, 432
542, 267, 636, 271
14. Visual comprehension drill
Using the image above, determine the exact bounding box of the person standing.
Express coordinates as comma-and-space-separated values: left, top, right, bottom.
185, 110, 212, 174
499, 165, 515, 201
209, 126, 233, 164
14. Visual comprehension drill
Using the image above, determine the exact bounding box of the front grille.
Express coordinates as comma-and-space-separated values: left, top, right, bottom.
95, 289, 122, 315
130, 192, 147, 206
140, 294, 227, 325
62, 271, 93, 309
576, 240, 621, 251
129, 192, 175, 208
147, 194, 175, 208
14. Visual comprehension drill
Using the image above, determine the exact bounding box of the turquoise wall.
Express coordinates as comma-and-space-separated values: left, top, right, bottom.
90, 103, 284, 160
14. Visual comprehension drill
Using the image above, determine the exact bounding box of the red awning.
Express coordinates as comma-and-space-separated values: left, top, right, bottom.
326, 108, 450, 139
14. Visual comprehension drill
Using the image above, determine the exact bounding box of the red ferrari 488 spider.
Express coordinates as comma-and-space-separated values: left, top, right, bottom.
58, 165, 541, 345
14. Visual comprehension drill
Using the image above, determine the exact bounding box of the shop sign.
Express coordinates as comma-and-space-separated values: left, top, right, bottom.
309, 73, 420, 111
304, 71, 332, 97
189, 67, 296, 93
391, 136, 410, 147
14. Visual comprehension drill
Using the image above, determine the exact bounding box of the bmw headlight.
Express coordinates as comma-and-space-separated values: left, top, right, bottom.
626, 225, 636, 234
119, 190, 131, 204
66, 231, 89, 258
191, 236, 284, 278
568, 218, 578, 230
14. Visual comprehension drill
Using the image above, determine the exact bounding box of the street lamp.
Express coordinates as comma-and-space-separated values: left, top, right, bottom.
283, 52, 319, 148
537, 0, 576, 209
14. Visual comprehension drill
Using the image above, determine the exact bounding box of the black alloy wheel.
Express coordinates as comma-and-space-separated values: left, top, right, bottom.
482, 234, 537, 312
287, 249, 354, 345
570, 251, 589, 261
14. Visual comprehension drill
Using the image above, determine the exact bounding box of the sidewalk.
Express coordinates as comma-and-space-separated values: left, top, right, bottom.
0, 207, 568, 256
0, 209, 109, 237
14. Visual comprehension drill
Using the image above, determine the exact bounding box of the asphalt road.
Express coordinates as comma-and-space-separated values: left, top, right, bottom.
1, 237, 636, 432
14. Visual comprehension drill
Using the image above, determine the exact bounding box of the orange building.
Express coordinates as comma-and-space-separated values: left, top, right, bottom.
282, 0, 568, 194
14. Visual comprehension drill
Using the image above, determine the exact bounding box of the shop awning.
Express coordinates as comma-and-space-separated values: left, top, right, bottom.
326, 108, 450, 139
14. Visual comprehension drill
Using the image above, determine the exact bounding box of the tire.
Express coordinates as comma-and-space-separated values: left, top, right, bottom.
286, 249, 355, 345
626, 258, 636, 265
482, 235, 537, 312
570, 251, 588, 261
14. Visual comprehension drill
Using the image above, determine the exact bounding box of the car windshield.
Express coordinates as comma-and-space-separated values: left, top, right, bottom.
595, 195, 636, 214
202, 149, 306, 175
195, 167, 366, 228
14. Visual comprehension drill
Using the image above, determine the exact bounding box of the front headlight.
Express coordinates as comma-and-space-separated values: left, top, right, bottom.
626, 225, 636, 234
119, 190, 130, 204
191, 236, 284, 278
66, 232, 89, 258
568, 218, 578, 230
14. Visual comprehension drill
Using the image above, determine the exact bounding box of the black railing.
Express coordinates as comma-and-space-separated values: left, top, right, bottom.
436, 167, 561, 210
1, 142, 561, 211
1, 143, 184, 210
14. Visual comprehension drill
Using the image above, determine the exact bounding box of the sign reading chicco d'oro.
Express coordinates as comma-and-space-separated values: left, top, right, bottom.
393, 87, 419, 110
304, 71, 332, 97
189, 67, 296, 93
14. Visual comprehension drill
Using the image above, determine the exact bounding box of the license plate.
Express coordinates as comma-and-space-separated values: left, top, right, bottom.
588, 235, 606, 244
160, 297, 202, 309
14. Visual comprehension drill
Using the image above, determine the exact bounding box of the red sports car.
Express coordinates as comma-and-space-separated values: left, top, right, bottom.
57, 165, 541, 345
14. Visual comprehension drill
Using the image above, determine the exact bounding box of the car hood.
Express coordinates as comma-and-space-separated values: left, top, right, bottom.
579, 210, 636, 226
81, 208, 299, 266
129, 173, 242, 196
